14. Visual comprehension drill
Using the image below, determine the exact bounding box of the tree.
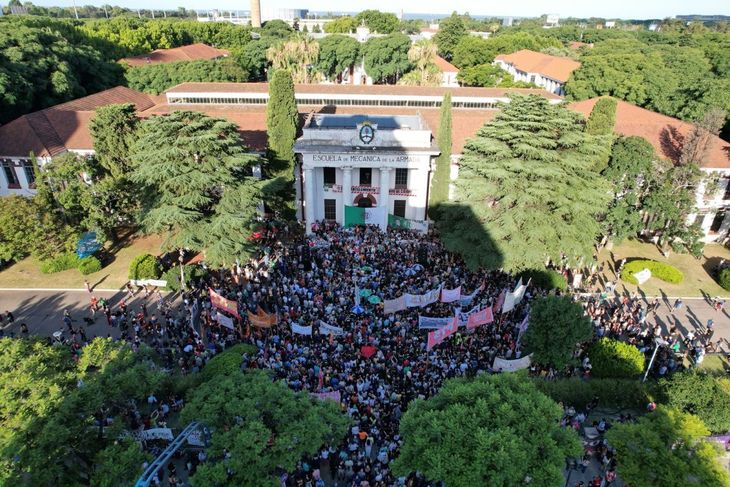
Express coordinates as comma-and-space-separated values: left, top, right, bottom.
0, 196, 44, 262
316, 34, 360, 81
428, 93, 452, 216
589, 338, 645, 378
523, 295, 593, 368
265, 69, 299, 217
457, 63, 504, 87
91, 439, 151, 487
433, 12, 467, 61
437, 95, 611, 272
124, 59, 250, 95
585, 97, 617, 135
451, 36, 492, 69
606, 407, 730, 487
266, 36, 320, 84
324, 16, 357, 34
131, 111, 260, 265
661, 371, 730, 434
89, 103, 139, 178
363, 34, 412, 84
392, 373, 582, 487
181, 370, 350, 487
407, 39, 438, 85
355, 10, 399, 34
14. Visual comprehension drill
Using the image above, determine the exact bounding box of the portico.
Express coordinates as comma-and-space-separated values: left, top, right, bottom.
295, 114, 439, 234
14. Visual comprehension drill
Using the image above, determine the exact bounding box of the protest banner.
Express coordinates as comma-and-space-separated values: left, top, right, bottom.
493, 289, 506, 315
130, 279, 168, 288
418, 315, 455, 330
247, 309, 277, 328
215, 312, 235, 330
311, 391, 341, 403
383, 295, 407, 315
456, 306, 480, 327
492, 354, 532, 372
501, 290, 516, 314
458, 283, 482, 306
139, 428, 174, 441
426, 316, 459, 350
209, 289, 240, 318
291, 323, 312, 335
466, 307, 494, 329
404, 287, 441, 308
512, 278, 527, 305
319, 321, 345, 336
440, 286, 462, 303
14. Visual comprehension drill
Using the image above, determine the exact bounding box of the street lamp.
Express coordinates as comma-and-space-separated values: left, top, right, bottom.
178, 249, 186, 291
643, 337, 668, 382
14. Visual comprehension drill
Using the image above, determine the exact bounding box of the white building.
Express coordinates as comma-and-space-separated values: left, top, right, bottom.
295, 114, 438, 233
494, 49, 581, 96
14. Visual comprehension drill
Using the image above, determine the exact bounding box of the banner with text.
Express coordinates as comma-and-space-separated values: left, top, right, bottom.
427, 317, 459, 350
311, 391, 342, 403
215, 312, 235, 330
383, 295, 407, 315
418, 315, 455, 330
405, 287, 441, 308
292, 323, 313, 335
440, 286, 462, 303
492, 354, 532, 372
209, 289, 240, 318
466, 307, 494, 330
319, 321, 345, 336
247, 309, 277, 328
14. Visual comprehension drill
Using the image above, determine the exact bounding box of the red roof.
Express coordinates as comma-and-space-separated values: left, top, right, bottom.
0, 87, 156, 157
119, 43, 229, 67
495, 49, 581, 83
568, 97, 730, 169
433, 55, 459, 73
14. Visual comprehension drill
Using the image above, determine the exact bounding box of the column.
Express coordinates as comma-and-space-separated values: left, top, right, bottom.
304, 167, 315, 235
379, 167, 391, 231
342, 166, 352, 209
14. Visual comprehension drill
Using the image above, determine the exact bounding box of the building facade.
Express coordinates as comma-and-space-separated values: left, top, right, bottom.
494, 49, 580, 96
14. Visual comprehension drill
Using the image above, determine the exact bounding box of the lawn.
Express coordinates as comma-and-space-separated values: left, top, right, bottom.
597, 239, 730, 298
699, 354, 730, 375
0, 233, 164, 290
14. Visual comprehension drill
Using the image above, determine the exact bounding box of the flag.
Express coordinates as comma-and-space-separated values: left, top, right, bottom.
493, 289, 506, 315
427, 316, 459, 350
345, 205, 386, 228
512, 278, 527, 305
502, 291, 516, 314
209, 289, 239, 318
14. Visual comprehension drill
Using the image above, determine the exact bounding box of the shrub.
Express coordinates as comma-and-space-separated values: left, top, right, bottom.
200, 344, 258, 381
77, 256, 102, 275
620, 259, 684, 285
589, 338, 645, 379
128, 254, 161, 281
533, 377, 656, 410
718, 268, 730, 291
161, 265, 208, 292
39, 252, 80, 274
518, 268, 567, 291
659, 371, 730, 434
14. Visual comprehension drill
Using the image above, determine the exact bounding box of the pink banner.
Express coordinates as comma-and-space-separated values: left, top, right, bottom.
466, 307, 494, 330
440, 286, 462, 303
311, 391, 341, 403
383, 295, 407, 314
493, 289, 506, 316
427, 316, 459, 350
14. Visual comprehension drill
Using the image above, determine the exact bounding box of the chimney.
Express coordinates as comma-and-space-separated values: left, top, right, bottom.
250, 0, 261, 28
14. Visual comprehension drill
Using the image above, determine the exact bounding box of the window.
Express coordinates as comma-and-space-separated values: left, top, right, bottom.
393, 200, 406, 218
323, 167, 336, 185
395, 168, 408, 188
2, 161, 19, 188
22, 160, 35, 188
724, 178, 730, 200
324, 199, 337, 220
710, 211, 726, 233
360, 168, 372, 186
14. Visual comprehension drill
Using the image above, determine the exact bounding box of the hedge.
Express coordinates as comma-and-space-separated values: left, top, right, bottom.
201, 344, 259, 381
77, 256, 102, 275
162, 265, 208, 292
128, 254, 161, 281
533, 377, 656, 410
589, 338, 646, 379
518, 268, 567, 291
620, 259, 684, 285
718, 268, 730, 291
39, 252, 80, 274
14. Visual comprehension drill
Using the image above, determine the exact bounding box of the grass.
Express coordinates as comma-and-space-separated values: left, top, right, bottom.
699, 354, 730, 375
0, 233, 163, 290
598, 239, 730, 298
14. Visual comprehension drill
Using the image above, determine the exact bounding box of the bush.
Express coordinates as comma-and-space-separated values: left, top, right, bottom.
589, 338, 645, 379
518, 268, 567, 291
620, 259, 684, 285
161, 265, 208, 292
659, 371, 730, 434
39, 252, 80, 274
77, 256, 102, 275
533, 377, 656, 410
718, 268, 730, 291
128, 254, 161, 281
200, 344, 258, 381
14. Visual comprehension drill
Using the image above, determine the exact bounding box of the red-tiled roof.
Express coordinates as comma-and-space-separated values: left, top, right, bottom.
165, 82, 563, 99
495, 49, 581, 83
568, 97, 730, 169
0, 87, 156, 158
119, 43, 229, 67
433, 55, 459, 73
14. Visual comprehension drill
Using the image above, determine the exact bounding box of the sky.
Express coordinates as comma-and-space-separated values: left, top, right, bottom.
18, 0, 730, 20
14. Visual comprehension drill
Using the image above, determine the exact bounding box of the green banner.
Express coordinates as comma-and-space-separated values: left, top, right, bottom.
388, 214, 411, 229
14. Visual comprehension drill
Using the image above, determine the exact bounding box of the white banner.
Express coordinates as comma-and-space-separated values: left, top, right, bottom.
492, 354, 532, 372
418, 315, 455, 330
140, 428, 174, 441
130, 279, 168, 287
456, 306, 480, 327
501, 290, 516, 314
459, 288, 479, 306
187, 430, 205, 447
512, 278, 526, 305
215, 312, 235, 330
440, 286, 462, 303
319, 321, 345, 336
291, 323, 313, 335
405, 287, 442, 308
572, 273, 583, 289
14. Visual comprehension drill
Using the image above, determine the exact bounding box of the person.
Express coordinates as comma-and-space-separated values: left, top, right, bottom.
5, 311, 14, 324
715, 298, 725, 312
20, 322, 28, 337
84, 279, 91, 294
706, 319, 715, 340
673, 298, 683, 312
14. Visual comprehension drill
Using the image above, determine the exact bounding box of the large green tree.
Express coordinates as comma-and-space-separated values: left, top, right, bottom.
437, 95, 610, 272
181, 370, 350, 487
265, 69, 299, 217
523, 295, 593, 368
355, 10, 399, 34
363, 34, 412, 84
660, 371, 730, 434
392, 373, 582, 487
124, 59, 250, 95
606, 407, 730, 487
89, 103, 139, 178
428, 93, 452, 216
131, 110, 261, 266
323, 16, 357, 34
316, 35, 361, 81
433, 12, 467, 61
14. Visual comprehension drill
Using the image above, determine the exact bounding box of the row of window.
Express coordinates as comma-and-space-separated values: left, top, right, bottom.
1, 160, 35, 189
169, 96, 498, 110
323, 167, 408, 187
323, 199, 406, 220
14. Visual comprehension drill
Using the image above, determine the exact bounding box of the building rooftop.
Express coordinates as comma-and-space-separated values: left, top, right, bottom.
495, 49, 581, 83
312, 114, 423, 130
119, 43, 229, 67
433, 55, 459, 73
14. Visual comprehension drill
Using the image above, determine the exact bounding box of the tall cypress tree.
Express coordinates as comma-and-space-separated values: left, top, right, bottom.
438, 95, 610, 272
428, 93, 452, 218
265, 69, 299, 217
